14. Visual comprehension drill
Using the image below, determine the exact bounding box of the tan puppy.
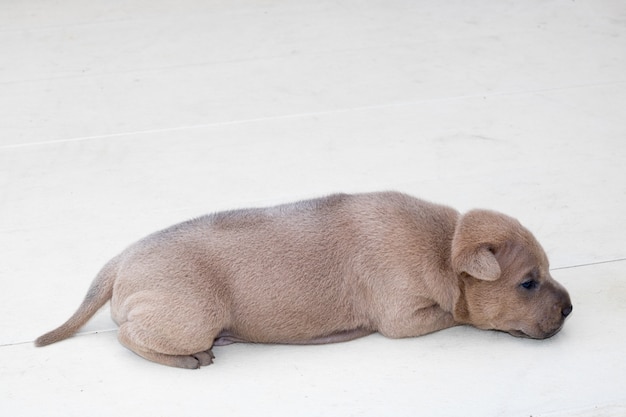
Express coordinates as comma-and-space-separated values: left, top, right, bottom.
36, 192, 572, 368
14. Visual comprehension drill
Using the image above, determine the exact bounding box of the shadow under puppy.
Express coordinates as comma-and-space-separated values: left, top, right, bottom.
36, 192, 572, 368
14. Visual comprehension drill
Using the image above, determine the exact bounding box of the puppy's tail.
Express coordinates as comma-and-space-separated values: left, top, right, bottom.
35, 256, 119, 347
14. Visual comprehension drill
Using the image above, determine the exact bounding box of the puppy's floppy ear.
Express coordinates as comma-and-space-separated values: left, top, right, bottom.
451, 210, 502, 281
452, 245, 501, 281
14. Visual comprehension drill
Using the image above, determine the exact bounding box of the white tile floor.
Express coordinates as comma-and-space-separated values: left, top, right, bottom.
1, 0, 625, 416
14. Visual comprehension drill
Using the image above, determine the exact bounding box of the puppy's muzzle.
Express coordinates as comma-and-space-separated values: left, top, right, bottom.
510, 293, 573, 339
539, 284, 573, 339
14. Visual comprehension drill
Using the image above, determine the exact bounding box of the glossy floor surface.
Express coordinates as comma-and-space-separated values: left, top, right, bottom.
1, 1, 625, 416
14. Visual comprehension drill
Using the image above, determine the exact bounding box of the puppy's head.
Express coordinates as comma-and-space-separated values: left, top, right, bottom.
451, 210, 572, 339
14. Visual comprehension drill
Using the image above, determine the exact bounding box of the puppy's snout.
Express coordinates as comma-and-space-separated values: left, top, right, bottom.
561, 304, 573, 318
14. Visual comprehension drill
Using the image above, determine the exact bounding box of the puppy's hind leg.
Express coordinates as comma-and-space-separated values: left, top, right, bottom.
116, 293, 225, 369
118, 326, 213, 369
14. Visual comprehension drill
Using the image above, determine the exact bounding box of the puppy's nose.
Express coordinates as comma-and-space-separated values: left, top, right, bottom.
562, 304, 573, 318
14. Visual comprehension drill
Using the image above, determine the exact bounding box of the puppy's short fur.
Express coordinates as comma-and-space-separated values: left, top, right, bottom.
36, 192, 572, 368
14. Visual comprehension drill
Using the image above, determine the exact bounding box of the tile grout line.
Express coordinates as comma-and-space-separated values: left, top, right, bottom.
2, 79, 626, 152
1, 329, 118, 348
551, 257, 626, 271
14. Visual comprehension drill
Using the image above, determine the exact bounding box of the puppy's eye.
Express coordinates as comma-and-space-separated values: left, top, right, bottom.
520, 280, 538, 290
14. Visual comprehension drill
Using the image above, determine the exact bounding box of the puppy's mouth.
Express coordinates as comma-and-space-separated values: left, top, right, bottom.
508, 329, 531, 338
508, 325, 562, 339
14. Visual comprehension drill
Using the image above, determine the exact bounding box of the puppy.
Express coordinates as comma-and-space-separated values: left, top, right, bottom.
36, 192, 572, 368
